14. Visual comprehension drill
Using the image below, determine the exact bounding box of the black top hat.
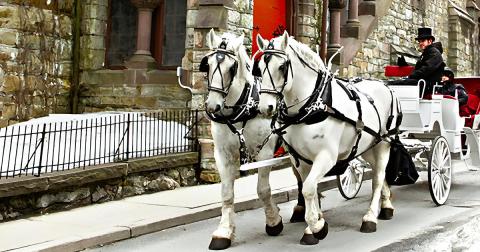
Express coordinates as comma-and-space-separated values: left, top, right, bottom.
415, 27, 435, 41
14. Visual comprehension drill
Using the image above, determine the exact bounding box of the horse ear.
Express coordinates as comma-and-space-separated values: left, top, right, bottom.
206, 28, 216, 50
280, 30, 289, 50
256, 33, 268, 52
232, 34, 244, 52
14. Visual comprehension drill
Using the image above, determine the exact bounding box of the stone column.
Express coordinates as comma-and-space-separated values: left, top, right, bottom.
126, 0, 161, 69
327, 0, 346, 65
343, 0, 360, 38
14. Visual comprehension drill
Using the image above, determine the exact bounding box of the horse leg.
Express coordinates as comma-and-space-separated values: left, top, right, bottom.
378, 180, 394, 220
360, 143, 391, 233
300, 151, 332, 245
257, 167, 283, 236
290, 166, 306, 223
209, 156, 237, 250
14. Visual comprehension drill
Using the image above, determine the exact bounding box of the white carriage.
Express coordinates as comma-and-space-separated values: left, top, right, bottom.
337, 68, 480, 206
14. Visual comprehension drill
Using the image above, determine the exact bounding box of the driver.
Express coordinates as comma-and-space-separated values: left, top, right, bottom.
389, 27, 446, 97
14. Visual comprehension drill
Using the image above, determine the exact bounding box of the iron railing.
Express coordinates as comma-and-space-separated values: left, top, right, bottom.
0, 110, 199, 179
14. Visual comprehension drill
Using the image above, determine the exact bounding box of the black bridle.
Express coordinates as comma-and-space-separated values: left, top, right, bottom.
199, 41, 239, 96
252, 42, 292, 98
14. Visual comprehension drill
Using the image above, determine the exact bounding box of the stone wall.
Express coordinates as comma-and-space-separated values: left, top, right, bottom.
0, 152, 198, 222
296, 0, 318, 46
0, 0, 73, 127
342, 0, 480, 79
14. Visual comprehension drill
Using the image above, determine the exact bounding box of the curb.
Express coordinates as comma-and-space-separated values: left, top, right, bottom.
24, 170, 372, 251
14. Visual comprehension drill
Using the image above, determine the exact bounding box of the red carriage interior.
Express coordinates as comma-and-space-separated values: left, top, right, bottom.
384, 65, 480, 128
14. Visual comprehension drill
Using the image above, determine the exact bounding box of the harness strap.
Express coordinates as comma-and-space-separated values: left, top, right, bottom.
385, 87, 403, 136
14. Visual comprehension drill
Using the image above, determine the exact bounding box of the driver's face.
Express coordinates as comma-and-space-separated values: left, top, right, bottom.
417, 38, 433, 50
441, 75, 450, 82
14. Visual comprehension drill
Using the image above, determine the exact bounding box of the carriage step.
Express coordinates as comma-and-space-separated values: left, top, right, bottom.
463, 127, 480, 166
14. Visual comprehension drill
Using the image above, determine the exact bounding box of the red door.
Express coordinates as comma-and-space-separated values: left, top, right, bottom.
252, 0, 287, 55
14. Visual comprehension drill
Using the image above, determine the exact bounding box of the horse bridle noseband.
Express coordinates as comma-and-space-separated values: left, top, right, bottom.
199, 40, 239, 96
252, 42, 292, 98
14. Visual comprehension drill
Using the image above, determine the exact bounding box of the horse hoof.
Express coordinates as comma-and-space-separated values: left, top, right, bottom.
208, 237, 231, 250
378, 208, 394, 220
300, 234, 319, 245
360, 221, 377, 233
313, 221, 328, 240
290, 205, 305, 223
266, 220, 284, 236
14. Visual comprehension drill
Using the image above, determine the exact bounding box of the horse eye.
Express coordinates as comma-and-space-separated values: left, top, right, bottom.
279, 65, 285, 72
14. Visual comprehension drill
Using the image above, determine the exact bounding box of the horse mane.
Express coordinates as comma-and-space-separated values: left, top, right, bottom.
287, 37, 327, 72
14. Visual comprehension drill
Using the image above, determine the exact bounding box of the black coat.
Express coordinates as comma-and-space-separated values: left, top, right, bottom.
441, 82, 468, 106
409, 42, 446, 84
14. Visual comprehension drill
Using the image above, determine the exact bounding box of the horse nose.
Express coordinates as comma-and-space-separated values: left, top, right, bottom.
214, 104, 221, 112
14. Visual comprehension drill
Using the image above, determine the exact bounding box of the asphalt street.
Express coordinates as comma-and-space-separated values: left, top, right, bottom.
87, 160, 480, 252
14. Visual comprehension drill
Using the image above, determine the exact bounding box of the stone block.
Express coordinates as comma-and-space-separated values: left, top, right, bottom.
187, 0, 199, 9
0, 176, 49, 198
45, 163, 128, 190
58, 0, 76, 12
80, 35, 105, 50
2, 74, 21, 93
0, 30, 17, 46
83, 4, 108, 21
82, 18, 106, 36
80, 48, 106, 70
199, 0, 234, 7
126, 152, 199, 174
84, 0, 109, 7
341, 24, 360, 39
146, 70, 177, 84
58, 15, 73, 38
195, 7, 228, 29
0, 6, 21, 29
80, 70, 124, 85
199, 169, 220, 183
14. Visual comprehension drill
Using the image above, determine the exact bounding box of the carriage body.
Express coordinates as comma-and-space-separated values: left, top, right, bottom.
385, 66, 480, 205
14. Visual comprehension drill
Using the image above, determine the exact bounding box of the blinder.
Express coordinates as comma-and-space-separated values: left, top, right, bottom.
199, 56, 209, 72
252, 59, 261, 77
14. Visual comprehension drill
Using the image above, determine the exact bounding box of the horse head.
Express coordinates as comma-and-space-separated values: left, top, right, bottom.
254, 31, 292, 116
255, 31, 326, 117
202, 29, 248, 114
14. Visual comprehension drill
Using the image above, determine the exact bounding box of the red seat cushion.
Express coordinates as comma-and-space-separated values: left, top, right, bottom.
466, 94, 480, 115
384, 65, 415, 77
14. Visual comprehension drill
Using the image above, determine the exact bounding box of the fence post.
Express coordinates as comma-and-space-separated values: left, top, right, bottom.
36, 123, 47, 177
126, 113, 130, 161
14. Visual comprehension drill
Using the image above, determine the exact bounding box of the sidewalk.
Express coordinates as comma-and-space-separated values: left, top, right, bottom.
0, 167, 341, 252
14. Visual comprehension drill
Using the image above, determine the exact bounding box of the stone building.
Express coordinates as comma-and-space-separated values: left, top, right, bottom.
0, 0, 479, 183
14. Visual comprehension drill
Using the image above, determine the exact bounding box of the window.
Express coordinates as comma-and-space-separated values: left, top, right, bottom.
106, 0, 137, 69
152, 0, 187, 69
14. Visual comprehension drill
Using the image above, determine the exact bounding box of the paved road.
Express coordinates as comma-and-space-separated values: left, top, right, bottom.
88, 161, 480, 252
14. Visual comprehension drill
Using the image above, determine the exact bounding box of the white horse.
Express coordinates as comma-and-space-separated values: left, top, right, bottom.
202, 29, 307, 250
254, 31, 401, 245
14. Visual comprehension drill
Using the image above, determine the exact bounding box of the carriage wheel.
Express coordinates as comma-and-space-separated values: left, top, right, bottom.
428, 136, 452, 206
337, 160, 365, 200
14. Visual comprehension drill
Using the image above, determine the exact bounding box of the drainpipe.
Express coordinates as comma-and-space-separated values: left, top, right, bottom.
320, 0, 328, 63
70, 0, 82, 114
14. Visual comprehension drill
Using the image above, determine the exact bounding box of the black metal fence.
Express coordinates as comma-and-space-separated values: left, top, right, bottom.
0, 110, 199, 179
